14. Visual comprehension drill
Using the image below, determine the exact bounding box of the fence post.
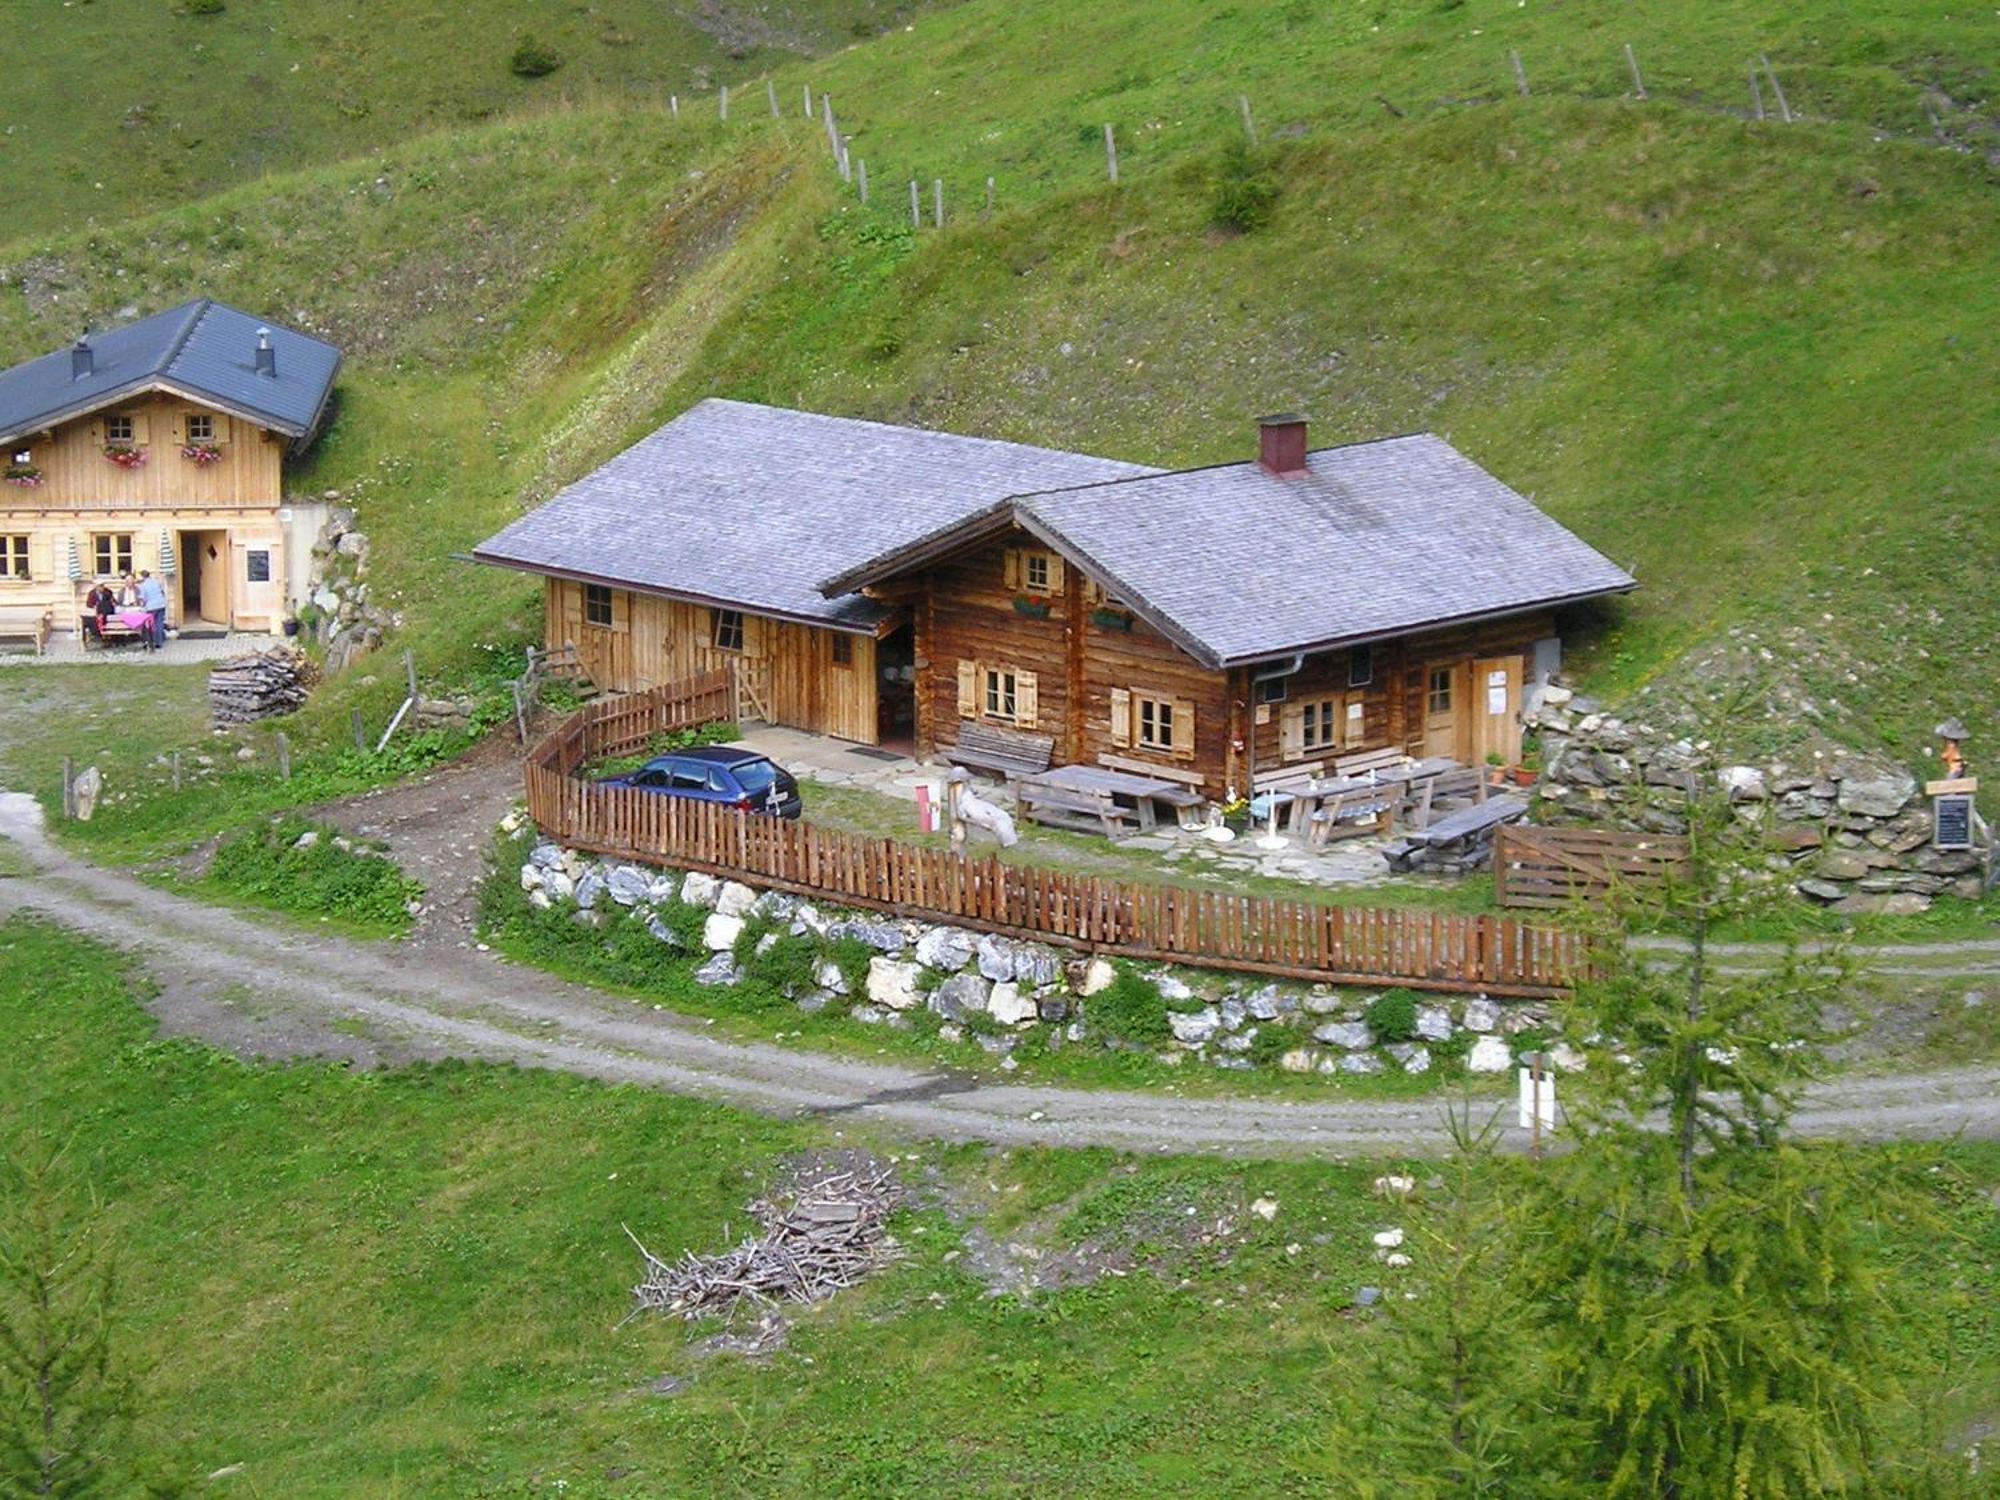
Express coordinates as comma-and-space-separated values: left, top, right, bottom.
803, 83, 813, 118
276, 732, 291, 781
61, 755, 75, 820
1624, 42, 1647, 100
171, 749, 182, 791
1238, 94, 1256, 143
1748, 66, 1765, 120
910, 178, 921, 227
669, 94, 679, 119
1760, 53, 1792, 122
839, 138, 851, 182
933, 178, 944, 228
985, 176, 995, 213
1510, 50, 1530, 96
351, 706, 366, 751
857, 157, 869, 204
766, 78, 779, 117
1103, 122, 1118, 183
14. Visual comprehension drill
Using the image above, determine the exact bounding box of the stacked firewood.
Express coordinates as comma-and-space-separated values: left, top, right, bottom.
208, 645, 320, 724
627, 1164, 903, 1320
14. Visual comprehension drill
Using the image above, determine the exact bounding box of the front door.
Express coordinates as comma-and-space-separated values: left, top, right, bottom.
178, 530, 229, 629
1421, 662, 1470, 761
1471, 655, 1523, 767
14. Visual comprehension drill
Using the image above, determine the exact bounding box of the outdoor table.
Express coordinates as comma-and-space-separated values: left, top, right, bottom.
1024, 764, 1195, 832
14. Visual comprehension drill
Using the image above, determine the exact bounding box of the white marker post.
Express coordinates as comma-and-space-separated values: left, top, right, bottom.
1518, 1053, 1556, 1157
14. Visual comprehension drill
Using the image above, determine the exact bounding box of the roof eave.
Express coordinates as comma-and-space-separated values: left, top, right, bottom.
1213, 580, 1639, 669
815, 497, 1018, 597
471, 549, 887, 635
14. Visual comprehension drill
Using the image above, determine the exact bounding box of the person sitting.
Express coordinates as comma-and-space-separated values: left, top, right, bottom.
117, 572, 140, 608
83, 583, 115, 641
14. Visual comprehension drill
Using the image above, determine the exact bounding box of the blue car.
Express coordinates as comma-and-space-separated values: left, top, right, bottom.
601, 744, 803, 819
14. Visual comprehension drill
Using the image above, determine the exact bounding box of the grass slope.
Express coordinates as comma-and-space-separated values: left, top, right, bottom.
3, 916, 1995, 1494
0, 0, 938, 239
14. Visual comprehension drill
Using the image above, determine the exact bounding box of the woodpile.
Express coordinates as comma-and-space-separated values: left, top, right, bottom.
626, 1164, 902, 1321
208, 645, 320, 724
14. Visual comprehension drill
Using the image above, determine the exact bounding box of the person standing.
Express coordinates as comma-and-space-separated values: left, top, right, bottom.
136, 569, 168, 651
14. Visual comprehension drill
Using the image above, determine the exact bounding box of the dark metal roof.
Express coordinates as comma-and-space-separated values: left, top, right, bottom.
0, 299, 342, 447
473, 399, 1153, 629
828, 433, 1636, 668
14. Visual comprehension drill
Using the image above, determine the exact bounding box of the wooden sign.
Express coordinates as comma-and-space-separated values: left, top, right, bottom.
1925, 777, 1978, 796
1934, 793, 1974, 852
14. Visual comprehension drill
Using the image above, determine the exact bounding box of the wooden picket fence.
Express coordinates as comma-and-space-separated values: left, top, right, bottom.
524, 675, 1591, 998
1493, 823, 1691, 910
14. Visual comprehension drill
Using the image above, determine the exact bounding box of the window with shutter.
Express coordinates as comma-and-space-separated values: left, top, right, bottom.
1279, 702, 1306, 761
957, 659, 979, 719
1014, 670, 1038, 730
1002, 549, 1022, 591
0, 535, 29, 580
1109, 687, 1131, 747
1298, 695, 1343, 753
983, 666, 1019, 723
1172, 698, 1196, 761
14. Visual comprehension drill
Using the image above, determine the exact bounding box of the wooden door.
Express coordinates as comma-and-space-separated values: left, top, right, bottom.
1471, 655, 1523, 767
1421, 662, 1471, 761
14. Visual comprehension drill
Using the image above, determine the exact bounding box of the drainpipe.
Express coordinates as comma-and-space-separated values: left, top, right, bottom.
1241, 653, 1305, 801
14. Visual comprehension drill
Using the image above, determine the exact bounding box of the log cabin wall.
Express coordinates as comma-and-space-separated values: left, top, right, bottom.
4, 390, 284, 510
543, 579, 878, 744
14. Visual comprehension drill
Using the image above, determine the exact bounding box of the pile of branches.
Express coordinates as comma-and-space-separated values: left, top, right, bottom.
208, 645, 319, 724
627, 1163, 903, 1322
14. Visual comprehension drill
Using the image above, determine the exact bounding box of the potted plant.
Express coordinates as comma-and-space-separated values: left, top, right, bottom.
1012, 595, 1051, 619
1484, 752, 1508, 788
180, 441, 225, 466
1219, 796, 1252, 834
1090, 606, 1133, 631
281, 614, 301, 638
102, 442, 147, 470
2, 462, 42, 487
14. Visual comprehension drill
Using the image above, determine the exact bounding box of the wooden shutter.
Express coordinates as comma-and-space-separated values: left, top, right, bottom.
215, 414, 233, 446
1002, 548, 1022, 591
131, 410, 152, 446
1082, 578, 1102, 607
1043, 554, 1065, 595
1109, 687, 1131, 747
1015, 670, 1039, 730
957, 659, 978, 719
169, 411, 186, 445
87, 416, 103, 445
1279, 702, 1305, 761
1173, 698, 1196, 761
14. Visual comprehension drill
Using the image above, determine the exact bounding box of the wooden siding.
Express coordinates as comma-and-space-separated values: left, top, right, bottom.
1, 389, 283, 513
0, 508, 288, 632
543, 579, 879, 744
526, 676, 1592, 998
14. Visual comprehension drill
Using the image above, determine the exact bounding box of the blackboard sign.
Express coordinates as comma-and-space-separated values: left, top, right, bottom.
1934, 793, 1973, 852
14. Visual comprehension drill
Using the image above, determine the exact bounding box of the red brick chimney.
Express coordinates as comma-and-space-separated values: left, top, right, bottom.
1257, 413, 1308, 477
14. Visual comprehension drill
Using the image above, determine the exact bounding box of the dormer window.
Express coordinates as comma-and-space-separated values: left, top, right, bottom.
104, 415, 134, 444
186, 414, 215, 443
10, 450, 28, 466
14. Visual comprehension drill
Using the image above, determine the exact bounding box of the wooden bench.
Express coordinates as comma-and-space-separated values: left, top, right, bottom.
1401, 764, 1487, 830
1249, 760, 1326, 829
1333, 747, 1407, 780
81, 612, 148, 650
1017, 782, 1138, 838
1307, 782, 1398, 846
0, 605, 52, 656
1096, 754, 1209, 824
1383, 796, 1527, 876
942, 723, 1056, 781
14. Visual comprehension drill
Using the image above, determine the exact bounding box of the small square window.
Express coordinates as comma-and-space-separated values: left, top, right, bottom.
1347, 644, 1374, 689
186, 414, 215, 443
10, 449, 29, 466
713, 608, 745, 652
1300, 696, 1345, 752
984, 668, 1017, 722
103, 415, 134, 444
1428, 667, 1454, 716
92, 533, 133, 577
1135, 693, 1177, 752
830, 633, 854, 666
1023, 552, 1050, 593
1255, 676, 1289, 705
245, 549, 271, 583
0, 535, 28, 580
582, 583, 614, 627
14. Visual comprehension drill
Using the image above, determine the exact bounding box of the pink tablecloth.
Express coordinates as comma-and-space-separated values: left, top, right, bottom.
115, 609, 152, 631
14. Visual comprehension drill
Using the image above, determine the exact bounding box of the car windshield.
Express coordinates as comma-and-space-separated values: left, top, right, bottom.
732, 759, 778, 796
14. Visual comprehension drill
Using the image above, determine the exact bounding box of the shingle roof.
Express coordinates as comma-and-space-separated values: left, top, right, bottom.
473, 399, 1154, 629
999, 435, 1635, 667
0, 299, 341, 447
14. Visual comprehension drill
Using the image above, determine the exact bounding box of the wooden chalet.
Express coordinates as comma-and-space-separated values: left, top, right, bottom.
0, 301, 340, 645
477, 401, 1634, 799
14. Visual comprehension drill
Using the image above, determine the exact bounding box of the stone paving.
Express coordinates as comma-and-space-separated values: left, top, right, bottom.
3, 630, 271, 667
733, 723, 1402, 890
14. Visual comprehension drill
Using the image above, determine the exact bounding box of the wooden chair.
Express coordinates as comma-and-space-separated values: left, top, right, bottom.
942, 723, 1056, 781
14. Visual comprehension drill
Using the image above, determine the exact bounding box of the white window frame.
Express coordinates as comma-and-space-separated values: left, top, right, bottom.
1134, 692, 1178, 753
103, 414, 134, 444
984, 666, 1018, 723
0, 535, 28, 580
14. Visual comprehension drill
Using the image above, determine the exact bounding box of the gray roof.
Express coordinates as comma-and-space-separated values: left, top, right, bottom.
1005, 435, 1635, 666
0, 299, 341, 447
473, 399, 1154, 630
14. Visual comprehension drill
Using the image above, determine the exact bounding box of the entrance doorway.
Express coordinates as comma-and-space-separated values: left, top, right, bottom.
875, 624, 916, 754
177, 529, 230, 631
1420, 655, 1523, 766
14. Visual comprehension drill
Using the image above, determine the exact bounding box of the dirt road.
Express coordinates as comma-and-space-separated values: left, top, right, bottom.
3, 790, 1996, 1158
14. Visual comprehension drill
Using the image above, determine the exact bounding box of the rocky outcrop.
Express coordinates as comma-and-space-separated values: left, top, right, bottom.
301, 499, 399, 674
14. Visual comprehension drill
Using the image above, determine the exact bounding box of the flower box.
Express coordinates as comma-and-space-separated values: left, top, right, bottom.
1011, 596, 1051, 619
180, 442, 224, 467
2, 464, 42, 488
102, 443, 147, 470
1090, 607, 1134, 631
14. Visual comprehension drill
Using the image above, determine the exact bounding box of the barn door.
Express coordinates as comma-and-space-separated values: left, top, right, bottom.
1421, 662, 1471, 762
1471, 655, 1522, 767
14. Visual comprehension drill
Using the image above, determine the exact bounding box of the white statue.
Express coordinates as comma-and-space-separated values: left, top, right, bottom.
947, 769, 1018, 849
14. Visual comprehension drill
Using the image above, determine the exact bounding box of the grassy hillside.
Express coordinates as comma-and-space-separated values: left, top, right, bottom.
0, 0, 939, 239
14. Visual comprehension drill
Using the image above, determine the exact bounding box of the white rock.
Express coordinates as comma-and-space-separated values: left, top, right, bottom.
1461, 997, 1501, 1033
1078, 958, 1117, 996
1250, 1196, 1280, 1222
1383, 1252, 1412, 1269
813, 959, 849, 996
986, 981, 1037, 1027
1313, 1020, 1374, 1050
1467, 1034, 1513, 1073
1414, 1005, 1453, 1042
715, 881, 758, 918
606, 866, 653, 906
975, 934, 1017, 982
292, 829, 320, 850
544, 869, 575, 902
914, 926, 977, 972
1372, 1227, 1405, 1249
518, 864, 541, 892
1155, 972, 1195, 1003
702, 913, 743, 951
754, 932, 779, 957
865, 958, 924, 1011
1279, 1048, 1317, 1074
1169, 1007, 1222, 1045
648, 873, 682, 905
1373, 1175, 1415, 1197
680, 872, 721, 909
527, 888, 551, 910
794, 902, 828, 935
1339, 1051, 1385, 1075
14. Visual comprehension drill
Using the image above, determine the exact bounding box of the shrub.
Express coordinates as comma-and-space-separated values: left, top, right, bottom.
1209, 138, 1277, 233
826, 936, 873, 997
741, 931, 820, 999
1085, 966, 1170, 1046
509, 33, 562, 78
1246, 1023, 1297, 1068
207, 817, 421, 934
1366, 988, 1422, 1044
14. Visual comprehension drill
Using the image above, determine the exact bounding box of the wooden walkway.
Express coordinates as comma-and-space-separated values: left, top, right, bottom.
524, 676, 1592, 999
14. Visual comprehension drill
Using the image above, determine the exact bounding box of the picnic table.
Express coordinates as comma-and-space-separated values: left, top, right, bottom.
1381, 795, 1528, 876
1018, 763, 1206, 837
1272, 756, 1467, 842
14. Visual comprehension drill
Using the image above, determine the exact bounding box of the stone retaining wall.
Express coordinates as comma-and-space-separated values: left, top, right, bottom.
515, 841, 1568, 1079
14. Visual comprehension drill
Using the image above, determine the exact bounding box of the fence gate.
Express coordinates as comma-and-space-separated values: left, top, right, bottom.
1493, 824, 1690, 909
